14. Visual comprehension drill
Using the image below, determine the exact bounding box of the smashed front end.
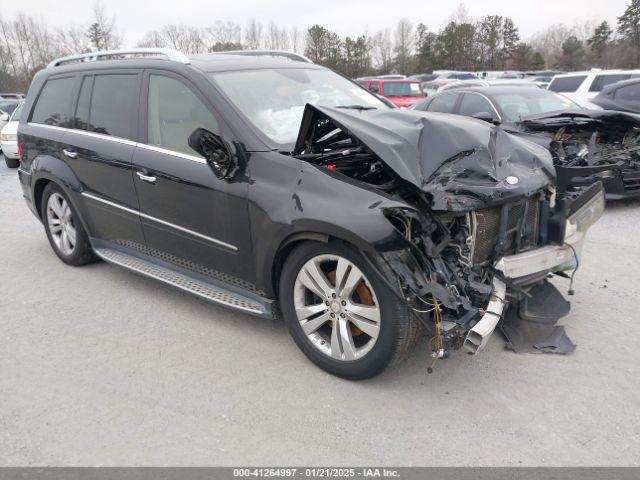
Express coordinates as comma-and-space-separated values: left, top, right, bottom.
518, 110, 640, 199
294, 105, 605, 360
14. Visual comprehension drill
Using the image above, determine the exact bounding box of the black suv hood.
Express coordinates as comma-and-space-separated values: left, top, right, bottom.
294, 105, 556, 210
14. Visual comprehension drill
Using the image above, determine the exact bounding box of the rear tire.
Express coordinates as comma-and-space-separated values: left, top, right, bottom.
279, 241, 422, 380
41, 183, 96, 266
3, 154, 19, 168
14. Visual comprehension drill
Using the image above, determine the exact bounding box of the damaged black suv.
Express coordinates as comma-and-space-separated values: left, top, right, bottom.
17, 49, 605, 379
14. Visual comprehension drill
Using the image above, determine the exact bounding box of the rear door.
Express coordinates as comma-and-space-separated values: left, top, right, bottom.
63, 70, 144, 245
131, 70, 252, 280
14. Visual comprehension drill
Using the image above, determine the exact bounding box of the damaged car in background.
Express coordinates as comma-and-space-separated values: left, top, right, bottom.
413, 86, 640, 199
19, 50, 604, 380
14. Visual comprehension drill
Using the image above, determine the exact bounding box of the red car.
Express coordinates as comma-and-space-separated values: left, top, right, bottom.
357, 79, 425, 108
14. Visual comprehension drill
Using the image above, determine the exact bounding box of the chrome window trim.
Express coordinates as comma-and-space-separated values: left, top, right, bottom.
65, 128, 138, 146
27, 122, 68, 133
27, 123, 207, 164
81, 192, 238, 252
136, 143, 206, 164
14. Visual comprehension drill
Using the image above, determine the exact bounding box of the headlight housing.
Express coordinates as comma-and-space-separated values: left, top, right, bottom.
0, 133, 17, 142
566, 187, 605, 237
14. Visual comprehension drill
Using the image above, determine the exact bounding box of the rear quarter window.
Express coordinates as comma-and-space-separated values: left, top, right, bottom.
616, 84, 640, 101
30, 76, 76, 127
589, 74, 632, 92
425, 93, 458, 113
548, 75, 587, 93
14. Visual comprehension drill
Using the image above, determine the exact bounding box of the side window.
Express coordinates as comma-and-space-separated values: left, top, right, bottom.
147, 74, 219, 157
369, 83, 380, 94
616, 84, 640, 101
30, 77, 76, 127
426, 93, 458, 114
548, 75, 587, 93
412, 99, 429, 111
589, 74, 631, 92
86, 74, 138, 140
458, 94, 495, 117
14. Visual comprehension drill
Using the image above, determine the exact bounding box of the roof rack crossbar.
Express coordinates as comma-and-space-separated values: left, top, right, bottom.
47, 48, 190, 68
216, 50, 312, 64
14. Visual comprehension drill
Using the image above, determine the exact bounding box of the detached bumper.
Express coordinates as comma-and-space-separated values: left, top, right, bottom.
499, 184, 605, 282
464, 184, 605, 354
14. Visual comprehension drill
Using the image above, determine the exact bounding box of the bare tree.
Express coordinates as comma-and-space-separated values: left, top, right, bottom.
159, 25, 205, 53
136, 30, 166, 48
55, 26, 90, 55
394, 18, 414, 74
448, 3, 472, 25
207, 21, 241, 47
244, 19, 263, 50
86, 3, 121, 51
529, 23, 574, 68
289, 26, 303, 53
266, 22, 289, 50
372, 29, 393, 73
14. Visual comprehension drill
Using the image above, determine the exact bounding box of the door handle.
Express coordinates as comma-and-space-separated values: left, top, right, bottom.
62, 149, 77, 159
136, 171, 157, 184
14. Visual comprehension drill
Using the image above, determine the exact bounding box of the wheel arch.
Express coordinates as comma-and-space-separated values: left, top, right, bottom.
270, 232, 330, 299
30, 155, 83, 217
267, 223, 401, 300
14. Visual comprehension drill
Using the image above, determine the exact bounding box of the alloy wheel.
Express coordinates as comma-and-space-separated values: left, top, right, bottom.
293, 254, 381, 361
46, 193, 77, 256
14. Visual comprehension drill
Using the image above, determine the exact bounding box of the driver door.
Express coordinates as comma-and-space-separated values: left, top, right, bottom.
131, 70, 252, 281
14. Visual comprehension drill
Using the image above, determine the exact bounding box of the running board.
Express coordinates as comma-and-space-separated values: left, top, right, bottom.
94, 248, 266, 316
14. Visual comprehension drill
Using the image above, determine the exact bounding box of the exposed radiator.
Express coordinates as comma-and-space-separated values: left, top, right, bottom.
470, 197, 541, 264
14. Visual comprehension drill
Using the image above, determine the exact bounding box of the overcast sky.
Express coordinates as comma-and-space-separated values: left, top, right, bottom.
4, 0, 632, 44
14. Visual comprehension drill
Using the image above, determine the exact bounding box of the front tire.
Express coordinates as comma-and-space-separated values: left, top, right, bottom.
41, 183, 96, 266
279, 241, 422, 380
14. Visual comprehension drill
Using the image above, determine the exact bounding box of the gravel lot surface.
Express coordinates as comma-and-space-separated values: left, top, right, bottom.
1, 157, 639, 466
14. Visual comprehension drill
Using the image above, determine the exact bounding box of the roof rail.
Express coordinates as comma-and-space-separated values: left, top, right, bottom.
47, 48, 190, 68
216, 50, 312, 64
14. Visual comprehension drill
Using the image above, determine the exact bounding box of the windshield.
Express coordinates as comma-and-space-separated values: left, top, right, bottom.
10, 103, 23, 122
492, 91, 579, 122
210, 68, 385, 145
382, 82, 422, 97
0, 101, 18, 115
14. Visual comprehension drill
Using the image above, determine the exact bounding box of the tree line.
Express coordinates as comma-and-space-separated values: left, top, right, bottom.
2, 1, 640, 91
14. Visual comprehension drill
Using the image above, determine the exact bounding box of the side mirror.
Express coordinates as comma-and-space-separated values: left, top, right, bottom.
472, 111, 500, 125
188, 128, 235, 179
0, 112, 9, 122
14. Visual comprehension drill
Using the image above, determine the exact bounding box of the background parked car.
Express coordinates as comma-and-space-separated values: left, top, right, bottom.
413, 86, 640, 199
0, 100, 20, 145
0, 101, 23, 168
356, 79, 425, 107
548, 69, 640, 108
591, 78, 640, 113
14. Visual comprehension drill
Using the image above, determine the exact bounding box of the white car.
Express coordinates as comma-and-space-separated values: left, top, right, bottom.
0, 102, 22, 168
548, 69, 640, 108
